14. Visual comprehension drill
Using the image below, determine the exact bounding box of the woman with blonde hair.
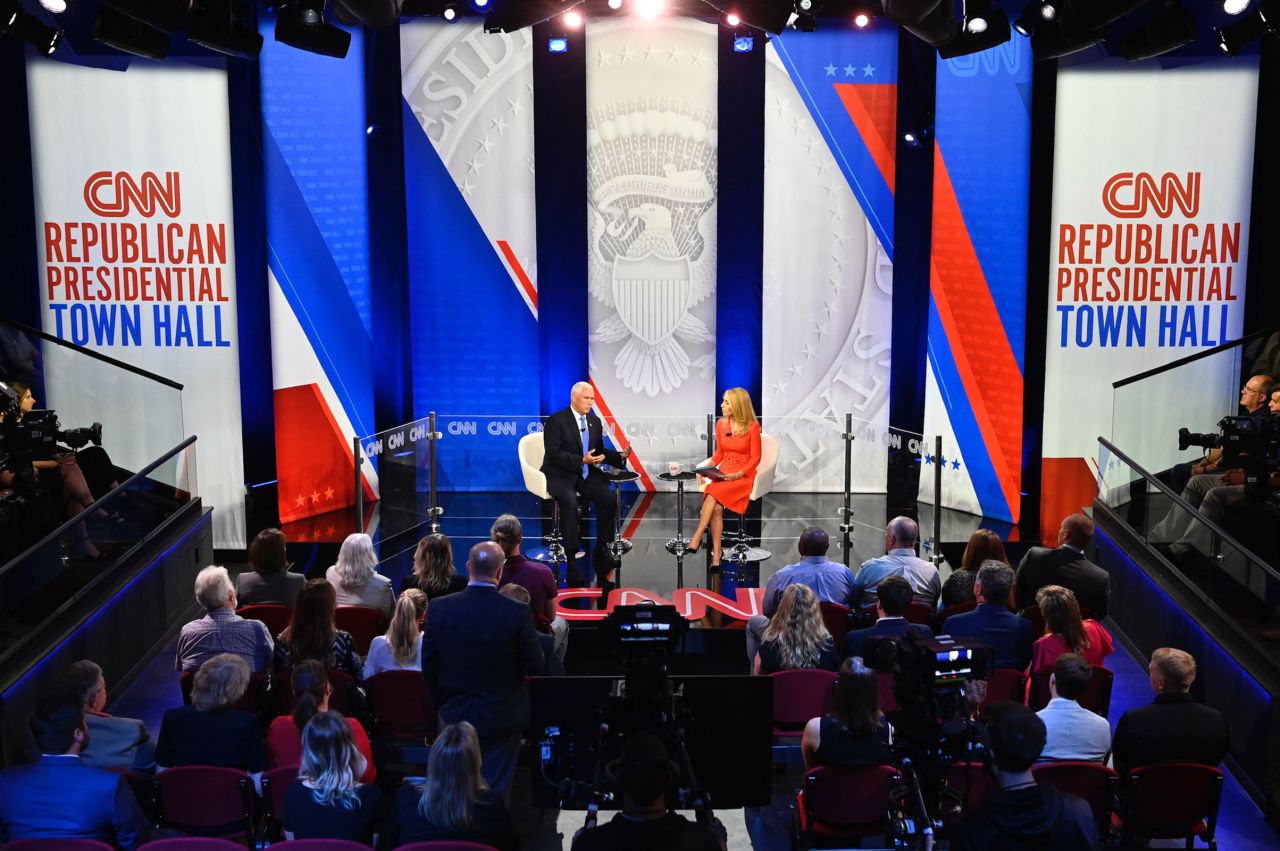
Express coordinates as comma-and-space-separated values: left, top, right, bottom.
283, 711, 382, 842
363, 589, 427, 678
1029, 584, 1114, 678
401, 532, 466, 599
326, 532, 393, 618
687, 386, 762, 568
396, 721, 516, 850
755, 584, 839, 674
941, 528, 1009, 609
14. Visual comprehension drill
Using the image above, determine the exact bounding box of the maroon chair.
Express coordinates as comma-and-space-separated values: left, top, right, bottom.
876, 672, 898, 715
3, 841, 114, 850
179, 671, 269, 716
153, 765, 255, 843
1027, 665, 1113, 716
818, 602, 852, 651
1022, 603, 1046, 638
977, 668, 1026, 720
770, 669, 838, 740
259, 763, 300, 843
904, 601, 934, 626
265, 841, 372, 850
1032, 760, 1118, 824
934, 599, 977, 633
396, 843, 500, 851
1111, 763, 1224, 850
335, 606, 385, 656
366, 670, 437, 744
793, 764, 901, 849
942, 761, 997, 824
235, 603, 292, 637
139, 839, 248, 850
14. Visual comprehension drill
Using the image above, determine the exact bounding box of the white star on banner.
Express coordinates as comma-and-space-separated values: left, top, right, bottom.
843, 63, 857, 76
863, 63, 876, 77
824, 63, 836, 76
596, 49, 612, 68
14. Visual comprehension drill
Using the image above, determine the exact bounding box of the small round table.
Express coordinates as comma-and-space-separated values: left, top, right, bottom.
659, 470, 699, 587
602, 468, 639, 586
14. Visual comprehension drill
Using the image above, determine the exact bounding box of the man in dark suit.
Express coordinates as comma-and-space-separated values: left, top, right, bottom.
941, 561, 1035, 670
0, 692, 149, 849
423, 541, 545, 798
541, 381, 632, 592
844, 576, 934, 660
1111, 647, 1229, 777
1014, 513, 1110, 618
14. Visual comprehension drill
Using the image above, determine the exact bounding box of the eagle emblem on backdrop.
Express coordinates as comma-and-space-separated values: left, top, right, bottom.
588, 100, 717, 397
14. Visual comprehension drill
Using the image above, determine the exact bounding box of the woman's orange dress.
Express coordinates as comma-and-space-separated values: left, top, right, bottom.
705, 419, 762, 514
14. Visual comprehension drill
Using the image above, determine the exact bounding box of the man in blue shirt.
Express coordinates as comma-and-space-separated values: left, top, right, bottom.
851, 516, 941, 609
941, 561, 1035, 671
744, 527, 856, 664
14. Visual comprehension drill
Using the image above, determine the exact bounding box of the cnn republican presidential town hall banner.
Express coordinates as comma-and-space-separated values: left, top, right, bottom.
27, 60, 246, 549
1042, 57, 1258, 530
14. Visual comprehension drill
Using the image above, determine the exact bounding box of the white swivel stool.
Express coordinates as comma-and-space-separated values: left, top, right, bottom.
517, 432, 583, 586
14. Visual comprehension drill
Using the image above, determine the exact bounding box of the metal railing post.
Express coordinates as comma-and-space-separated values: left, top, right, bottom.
353, 437, 364, 533
840, 412, 855, 567
428, 412, 442, 533
932, 434, 944, 566
705, 412, 715, 459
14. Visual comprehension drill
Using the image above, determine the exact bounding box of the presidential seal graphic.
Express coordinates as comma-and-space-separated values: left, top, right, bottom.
586, 21, 718, 399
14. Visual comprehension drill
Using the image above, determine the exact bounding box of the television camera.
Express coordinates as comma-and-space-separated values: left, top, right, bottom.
1179, 411, 1280, 500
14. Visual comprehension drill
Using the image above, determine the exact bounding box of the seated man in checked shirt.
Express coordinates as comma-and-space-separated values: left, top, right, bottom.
176, 565, 274, 675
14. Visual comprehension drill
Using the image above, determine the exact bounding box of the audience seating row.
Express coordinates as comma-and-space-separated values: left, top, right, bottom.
235, 604, 387, 656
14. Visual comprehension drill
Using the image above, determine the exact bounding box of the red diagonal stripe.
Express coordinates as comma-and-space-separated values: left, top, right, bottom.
496, 239, 538, 312
589, 378, 657, 492
834, 83, 897, 193
930, 149, 1023, 519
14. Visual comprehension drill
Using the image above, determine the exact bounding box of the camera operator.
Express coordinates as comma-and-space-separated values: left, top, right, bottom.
1170, 374, 1273, 500
570, 730, 725, 851
953, 702, 1097, 850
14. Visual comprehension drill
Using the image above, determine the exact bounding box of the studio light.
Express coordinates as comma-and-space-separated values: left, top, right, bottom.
1121, 0, 1196, 61
3, 5, 62, 54
853, 10, 870, 27
92, 7, 167, 58
563, 8, 582, 26
1033, 25, 1105, 59
881, 1, 960, 48
902, 123, 932, 148
635, 0, 662, 19
275, 0, 351, 58
473, 0, 489, 7
548, 34, 568, 51
964, 0, 991, 33
608, 0, 622, 8
939, 8, 1010, 57
442, 3, 457, 20
1040, 1, 1057, 20
1223, 0, 1250, 13
733, 31, 754, 50
188, 0, 262, 58
1013, 4, 1039, 35
36, 0, 67, 15
101, 0, 190, 34
1215, 5, 1267, 53
725, 11, 740, 26
332, 0, 401, 27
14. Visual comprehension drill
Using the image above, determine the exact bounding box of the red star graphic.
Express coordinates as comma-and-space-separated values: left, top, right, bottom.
324, 486, 335, 501
310, 490, 321, 503
295, 493, 307, 508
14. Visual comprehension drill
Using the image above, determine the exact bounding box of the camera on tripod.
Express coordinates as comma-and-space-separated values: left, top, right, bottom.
0, 382, 104, 473
1178, 411, 1280, 499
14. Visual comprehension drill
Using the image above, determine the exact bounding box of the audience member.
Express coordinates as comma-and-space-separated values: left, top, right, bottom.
235, 528, 303, 607
267, 661, 375, 782
843, 576, 934, 660
744, 526, 856, 663
1168, 374, 1274, 496
326, 532, 393, 619
1029, 585, 1114, 679
941, 561, 1035, 670
363, 588, 427, 679
284, 711, 382, 843
396, 721, 517, 850
175, 565, 273, 674
423, 540, 544, 797
0, 692, 150, 849
499, 583, 565, 675
1112, 647, 1229, 777
61, 658, 156, 774
401, 532, 468, 599
801, 657, 893, 769
1036, 653, 1111, 763
571, 730, 725, 851
1014, 513, 1109, 618
493, 513, 568, 657
941, 528, 1008, 609
156, 654, 266, 780
954, 702, 1097, 850
755, 583, 840, 674
273, 579, 363, 680
852, 516, 941, 609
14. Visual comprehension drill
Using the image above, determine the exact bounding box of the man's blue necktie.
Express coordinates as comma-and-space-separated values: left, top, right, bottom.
579, 414, 589, 479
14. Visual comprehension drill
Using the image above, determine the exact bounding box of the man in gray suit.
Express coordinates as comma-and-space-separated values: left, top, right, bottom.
61, 659, 156, 775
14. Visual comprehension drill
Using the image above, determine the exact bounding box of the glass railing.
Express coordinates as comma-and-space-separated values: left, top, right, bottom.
1097, 437, 1279, 660
0, 436, 198, 668
1111, 325, 1278, 481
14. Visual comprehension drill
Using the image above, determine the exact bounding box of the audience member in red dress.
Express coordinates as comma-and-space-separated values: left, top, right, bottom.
396, 721, 517, 850
1028, 586, 1113, 700
755, 584, 840, 674
363, 589, 426, 679
156, 654, 266, 784
326, 532, 394, 619
284, 711, 382, 843
272, 579, 363, 681
401, 532, 468, 599
688, 387, 762, 568
267, 660, 375, 783
62, 659, 156, 775
801, 657, 893, 769
235, 528, 304, 607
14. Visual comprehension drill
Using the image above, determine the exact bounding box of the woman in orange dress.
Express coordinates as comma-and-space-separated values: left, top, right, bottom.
688, 387, 761, 567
